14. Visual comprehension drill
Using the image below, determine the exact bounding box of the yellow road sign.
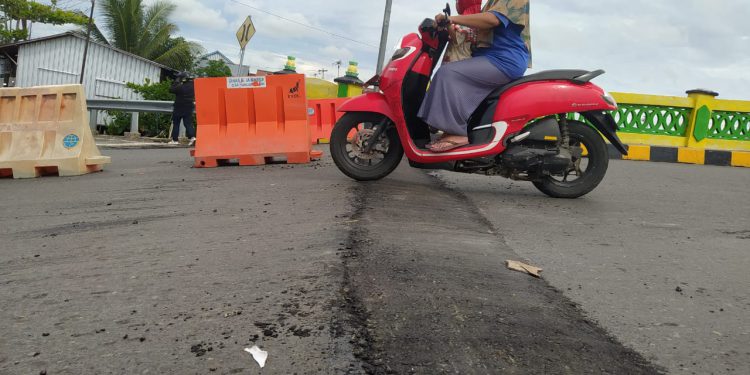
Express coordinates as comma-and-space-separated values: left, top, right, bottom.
236, 16, 256, 49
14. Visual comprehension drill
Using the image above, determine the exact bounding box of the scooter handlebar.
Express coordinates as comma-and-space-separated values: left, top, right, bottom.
437, 4, 452, 28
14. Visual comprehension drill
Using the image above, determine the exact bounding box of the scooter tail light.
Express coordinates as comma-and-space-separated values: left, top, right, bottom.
602, 92, 618, 108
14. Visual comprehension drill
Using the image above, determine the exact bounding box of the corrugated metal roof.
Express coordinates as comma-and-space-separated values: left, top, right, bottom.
200, 51, 235, 65
0, 32, 173, 71
197, 51, 250, 77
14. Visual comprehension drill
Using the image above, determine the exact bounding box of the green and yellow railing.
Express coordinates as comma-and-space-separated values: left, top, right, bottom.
576, 89, 750, 167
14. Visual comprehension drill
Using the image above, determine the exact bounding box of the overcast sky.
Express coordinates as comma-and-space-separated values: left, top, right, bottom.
35, 0, 750, 99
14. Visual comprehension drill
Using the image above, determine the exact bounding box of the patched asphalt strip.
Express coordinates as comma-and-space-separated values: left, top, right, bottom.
337, 168, 663, 374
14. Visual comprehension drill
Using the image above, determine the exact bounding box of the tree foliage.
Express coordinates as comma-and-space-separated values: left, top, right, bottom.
195, 59, 232, 78
123, 78, 175, 137
92, 0, 203, 70
0, 0, 89, 43
126, 78, 174, 101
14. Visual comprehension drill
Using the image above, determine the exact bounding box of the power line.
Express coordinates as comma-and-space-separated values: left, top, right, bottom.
228, 0, 377, 49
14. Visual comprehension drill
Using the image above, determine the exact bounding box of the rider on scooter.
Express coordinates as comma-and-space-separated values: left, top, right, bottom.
443, 0, 482, 63
419, 0, 531, 152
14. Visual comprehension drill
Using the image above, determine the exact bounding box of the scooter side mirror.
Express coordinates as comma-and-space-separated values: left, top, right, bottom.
444, 3, 451, 17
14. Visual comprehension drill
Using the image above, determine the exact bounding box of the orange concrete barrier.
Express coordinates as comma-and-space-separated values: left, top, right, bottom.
192, 75, 322, 168
0, 85, 111, 179
308, 98, 348, 144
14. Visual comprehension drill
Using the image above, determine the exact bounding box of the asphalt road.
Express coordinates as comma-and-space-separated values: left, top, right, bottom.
1, 149, 358, 374
1, 148, 747, 374
435, 160, 750, 375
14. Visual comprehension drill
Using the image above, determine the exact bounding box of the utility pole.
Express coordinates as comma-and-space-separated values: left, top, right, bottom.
333, 60, 342, 77
80, 0, 96, 84
317, 68, 328, 80
376, 0, 393, 75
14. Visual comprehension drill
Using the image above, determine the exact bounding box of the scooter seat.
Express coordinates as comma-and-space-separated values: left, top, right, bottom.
487, 69, 603, 101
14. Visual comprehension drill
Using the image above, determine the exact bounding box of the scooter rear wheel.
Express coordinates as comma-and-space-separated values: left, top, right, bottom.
532, 121, 609, 199
330, 112, 404, 181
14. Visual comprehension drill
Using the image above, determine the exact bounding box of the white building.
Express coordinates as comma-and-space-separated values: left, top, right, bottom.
0, 32, 171, 100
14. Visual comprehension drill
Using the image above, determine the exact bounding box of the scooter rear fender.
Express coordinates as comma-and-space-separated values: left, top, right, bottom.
495, 81, 617, 127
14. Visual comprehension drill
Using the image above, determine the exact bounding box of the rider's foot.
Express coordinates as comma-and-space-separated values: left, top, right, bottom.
426, 132, 447, 148
428, 135, 469, 152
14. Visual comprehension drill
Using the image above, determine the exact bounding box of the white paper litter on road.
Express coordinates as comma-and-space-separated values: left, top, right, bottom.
245, 346, 268, 368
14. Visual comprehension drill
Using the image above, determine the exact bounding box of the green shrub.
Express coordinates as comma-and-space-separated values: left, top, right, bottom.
126, 79, 176, 137
104, 111, 131, 135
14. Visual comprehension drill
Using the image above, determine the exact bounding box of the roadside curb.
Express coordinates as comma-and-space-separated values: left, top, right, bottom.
608, 144, 750, 168
96, 143, 190, 150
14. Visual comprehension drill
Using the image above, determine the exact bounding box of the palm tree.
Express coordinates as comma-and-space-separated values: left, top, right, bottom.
89, 0, 202, 70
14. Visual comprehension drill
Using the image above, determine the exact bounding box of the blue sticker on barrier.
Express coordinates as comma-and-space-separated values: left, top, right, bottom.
63, 134, 80, 149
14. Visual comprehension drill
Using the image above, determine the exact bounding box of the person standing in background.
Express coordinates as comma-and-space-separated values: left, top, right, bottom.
169, 72, 196, 146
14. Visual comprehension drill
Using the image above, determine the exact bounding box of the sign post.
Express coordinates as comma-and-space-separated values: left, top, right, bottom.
235, 16, 256, 76
376, 0, 393, 75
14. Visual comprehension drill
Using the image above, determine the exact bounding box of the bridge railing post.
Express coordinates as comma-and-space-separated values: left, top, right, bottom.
685, 89, 719, 148
126, 112, 140, 139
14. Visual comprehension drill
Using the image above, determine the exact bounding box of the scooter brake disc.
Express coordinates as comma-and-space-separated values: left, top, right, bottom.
351, 129, 389, 160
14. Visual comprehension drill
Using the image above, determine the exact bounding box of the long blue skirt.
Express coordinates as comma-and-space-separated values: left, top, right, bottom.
418, 56, 510, 136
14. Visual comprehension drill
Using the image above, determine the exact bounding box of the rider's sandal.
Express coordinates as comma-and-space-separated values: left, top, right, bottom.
426, 133, 447, 148
428, 139, 469, 152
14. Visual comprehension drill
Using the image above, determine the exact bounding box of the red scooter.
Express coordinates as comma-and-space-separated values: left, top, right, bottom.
330, 5, 628, 198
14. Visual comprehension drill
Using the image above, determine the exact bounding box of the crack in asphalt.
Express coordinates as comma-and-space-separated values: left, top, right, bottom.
335, 172, 664, 374
334, 184, 391, 374
7, 214, 185, 238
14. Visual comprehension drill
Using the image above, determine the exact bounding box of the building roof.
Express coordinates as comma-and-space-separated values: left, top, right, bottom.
199, 51, 236, 65
0, 32, 173, 71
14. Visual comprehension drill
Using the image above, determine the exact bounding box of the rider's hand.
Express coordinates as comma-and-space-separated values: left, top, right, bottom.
435, 14, 450, 24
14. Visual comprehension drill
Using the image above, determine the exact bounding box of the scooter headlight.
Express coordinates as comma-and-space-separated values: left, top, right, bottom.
390, 46, 417, 63
391, 47, 411, 60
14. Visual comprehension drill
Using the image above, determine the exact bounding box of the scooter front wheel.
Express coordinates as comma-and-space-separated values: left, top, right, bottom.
330, 112, 403, 181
